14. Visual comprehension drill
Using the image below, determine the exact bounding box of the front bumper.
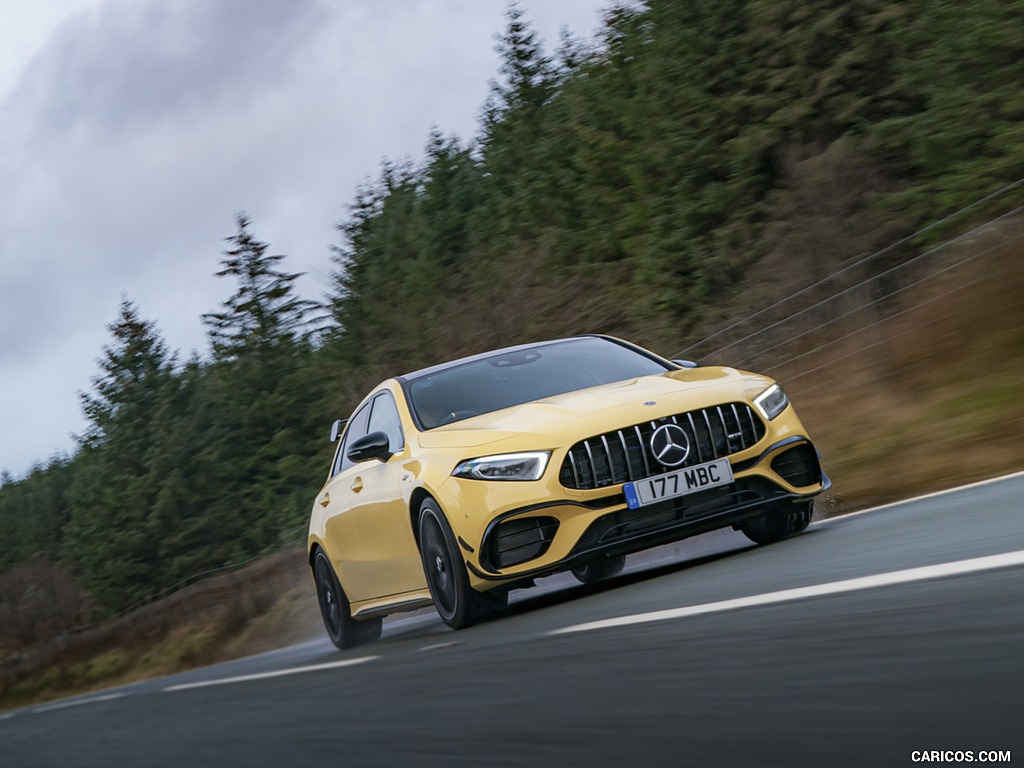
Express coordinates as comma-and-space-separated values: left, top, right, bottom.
455, 436, 828, 587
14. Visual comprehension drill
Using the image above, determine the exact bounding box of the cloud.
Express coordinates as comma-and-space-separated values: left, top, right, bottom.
0, 0, 608, 477
19, 0, 327, 142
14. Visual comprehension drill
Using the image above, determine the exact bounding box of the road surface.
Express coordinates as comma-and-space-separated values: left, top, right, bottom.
2, 473, 1022, 767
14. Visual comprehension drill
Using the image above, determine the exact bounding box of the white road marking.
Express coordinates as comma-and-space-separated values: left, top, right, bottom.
418, 641, 463, 652
31, 692, 129, 713
162, 656, 379, 693
550, 548, 1024, 635
812, 469, 1024, 527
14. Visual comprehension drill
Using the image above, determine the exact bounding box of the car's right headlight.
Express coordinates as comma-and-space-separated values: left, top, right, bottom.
452, 451, 551, 481
754, 384, 789, 421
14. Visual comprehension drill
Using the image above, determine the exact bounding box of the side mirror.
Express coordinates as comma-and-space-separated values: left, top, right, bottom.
672, 359, 699, 369
329, 418, 347, 442
346, 431, 393, 463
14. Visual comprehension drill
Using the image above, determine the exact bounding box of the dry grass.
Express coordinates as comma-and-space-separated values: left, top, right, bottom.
0, 585, 323, 712
787, 224, 1024, 510
0, 548, 323, 712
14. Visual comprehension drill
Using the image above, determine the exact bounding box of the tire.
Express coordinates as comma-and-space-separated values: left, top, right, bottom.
313, 549, 382, 650
418, 498, 508, 630
571, 555, 626, 585
739, 502, 813, 545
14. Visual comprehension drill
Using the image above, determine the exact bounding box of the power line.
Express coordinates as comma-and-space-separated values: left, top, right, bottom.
694, 202, 1024, 363
764, 273, 985, 383
789, 318, 1024, 399
730, 229, 1024, 369
673, 176, 1024, 358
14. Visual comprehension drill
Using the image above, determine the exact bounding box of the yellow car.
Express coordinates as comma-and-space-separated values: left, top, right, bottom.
308, 335, 829, 648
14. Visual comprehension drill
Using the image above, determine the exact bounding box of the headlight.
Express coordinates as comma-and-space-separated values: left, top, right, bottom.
754, 384, 789, 420
452, 451, 551, 481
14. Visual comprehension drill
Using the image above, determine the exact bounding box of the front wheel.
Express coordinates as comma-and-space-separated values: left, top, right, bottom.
313, 550, 382, 650
418, 499, 507, 630
571, 555, 626, 585
739, 502, 813, 545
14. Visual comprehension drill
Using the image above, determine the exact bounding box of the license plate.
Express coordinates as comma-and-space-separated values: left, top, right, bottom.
623, 459, 734, 510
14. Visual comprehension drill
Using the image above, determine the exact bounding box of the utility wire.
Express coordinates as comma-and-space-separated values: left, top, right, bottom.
731, 229, 1024, 369
691, 202, 1024, 363
673, 176, 1024, 358
790, 319, 1024, 399
763, 274, 985, 382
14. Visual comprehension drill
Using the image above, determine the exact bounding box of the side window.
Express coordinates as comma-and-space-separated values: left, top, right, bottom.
367, 391, 405, 453
332, 403, 371, 476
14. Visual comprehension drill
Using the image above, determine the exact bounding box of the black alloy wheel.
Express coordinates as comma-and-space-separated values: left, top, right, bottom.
313, 549, 382, 650
739, 502, 813, 545
418, 498, 508, 630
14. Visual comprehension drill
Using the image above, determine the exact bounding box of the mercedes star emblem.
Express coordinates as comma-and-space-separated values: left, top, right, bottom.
650, 423, 691, 467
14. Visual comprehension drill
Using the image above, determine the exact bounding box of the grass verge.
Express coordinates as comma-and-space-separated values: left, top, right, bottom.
0, 586, 322, 713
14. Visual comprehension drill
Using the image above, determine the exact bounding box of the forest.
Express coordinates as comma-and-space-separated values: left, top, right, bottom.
1, 0, 1022, 629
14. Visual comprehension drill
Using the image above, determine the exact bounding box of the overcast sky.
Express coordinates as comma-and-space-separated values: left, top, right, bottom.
0, 0, 610, 478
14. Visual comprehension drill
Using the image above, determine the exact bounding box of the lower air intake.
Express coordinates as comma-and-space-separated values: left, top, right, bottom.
486, 516, 559, 569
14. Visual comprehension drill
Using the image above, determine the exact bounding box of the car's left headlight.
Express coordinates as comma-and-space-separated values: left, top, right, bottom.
754, 384, 789, 420
452, 451, 551, 481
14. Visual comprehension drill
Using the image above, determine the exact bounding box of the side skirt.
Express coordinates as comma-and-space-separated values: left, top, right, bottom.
350, 588, 434, 619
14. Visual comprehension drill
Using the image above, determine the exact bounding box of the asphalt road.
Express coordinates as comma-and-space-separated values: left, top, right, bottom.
3, 473, 1023, 767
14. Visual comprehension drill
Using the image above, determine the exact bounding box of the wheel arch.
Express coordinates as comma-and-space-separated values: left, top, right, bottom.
309, 541, 350, 599
308, 541, 322, 570
409, 486, 436, 549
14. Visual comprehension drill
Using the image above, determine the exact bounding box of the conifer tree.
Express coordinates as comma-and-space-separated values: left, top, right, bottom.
203, 212, 321, 362
200, 213, 326, 553
65, 299, 176, 610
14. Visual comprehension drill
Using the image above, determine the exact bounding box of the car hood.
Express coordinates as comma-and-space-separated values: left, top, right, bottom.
416, 367, 773, 450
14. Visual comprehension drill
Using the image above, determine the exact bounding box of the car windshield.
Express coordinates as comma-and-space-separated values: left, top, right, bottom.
406, 337, 672, 429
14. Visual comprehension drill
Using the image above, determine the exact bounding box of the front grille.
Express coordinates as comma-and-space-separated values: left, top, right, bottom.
559, 403, 765, 490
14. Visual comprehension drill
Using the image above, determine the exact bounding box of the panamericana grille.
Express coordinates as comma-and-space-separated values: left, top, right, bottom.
559, 403, 765, 490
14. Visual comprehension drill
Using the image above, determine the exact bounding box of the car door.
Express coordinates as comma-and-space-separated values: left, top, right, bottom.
321, 391, 424, 604
349, 391, 425, 600
319, 401, 371, 597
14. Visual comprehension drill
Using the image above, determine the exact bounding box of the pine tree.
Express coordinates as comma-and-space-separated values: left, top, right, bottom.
199, 213, 327, 555
486, 2, 553, 123
65, 299, 176, 610
78, 298, 174, 447
479, 3, 556, 216
202, 212, 321, 362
